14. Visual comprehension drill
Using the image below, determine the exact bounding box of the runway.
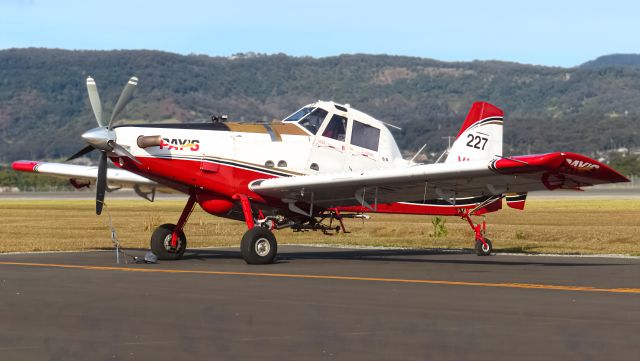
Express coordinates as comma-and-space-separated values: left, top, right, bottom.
1, 246, 639, 361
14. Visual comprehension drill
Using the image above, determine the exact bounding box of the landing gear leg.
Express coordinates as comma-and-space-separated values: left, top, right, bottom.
461, 211, 493, 256
150, 193, 196, 260
233, 194, 278, 264
328, 208, 350, 233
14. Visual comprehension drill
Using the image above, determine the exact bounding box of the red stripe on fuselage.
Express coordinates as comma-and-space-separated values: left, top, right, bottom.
115, 156, 275, 203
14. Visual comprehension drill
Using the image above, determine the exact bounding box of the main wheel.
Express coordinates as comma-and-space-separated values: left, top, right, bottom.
150, 223, 187, 260
475, 238, 493, 256
240, 227, 278, 265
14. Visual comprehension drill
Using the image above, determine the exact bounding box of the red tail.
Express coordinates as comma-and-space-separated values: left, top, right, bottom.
456, 102, 504, 139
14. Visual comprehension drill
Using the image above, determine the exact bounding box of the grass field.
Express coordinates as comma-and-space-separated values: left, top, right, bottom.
0, 198, 639, 255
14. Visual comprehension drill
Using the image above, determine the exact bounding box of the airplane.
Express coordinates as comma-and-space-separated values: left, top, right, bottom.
11, 76, 629, 264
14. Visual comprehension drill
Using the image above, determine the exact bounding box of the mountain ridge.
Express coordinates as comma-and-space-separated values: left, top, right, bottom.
1, 48, 639, 162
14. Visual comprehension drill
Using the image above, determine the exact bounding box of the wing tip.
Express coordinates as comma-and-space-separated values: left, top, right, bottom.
495, 152, 630, 185
11, 160, 41, 173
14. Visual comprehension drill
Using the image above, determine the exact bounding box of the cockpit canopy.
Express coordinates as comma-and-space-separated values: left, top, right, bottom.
286, 102, 382, 151
282, 101, 402, 160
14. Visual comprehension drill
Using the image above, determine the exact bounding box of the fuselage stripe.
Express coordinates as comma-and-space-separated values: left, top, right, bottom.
149, 154, 294, 178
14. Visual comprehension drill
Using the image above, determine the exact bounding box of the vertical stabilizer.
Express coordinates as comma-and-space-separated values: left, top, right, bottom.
445, 102, 503, 163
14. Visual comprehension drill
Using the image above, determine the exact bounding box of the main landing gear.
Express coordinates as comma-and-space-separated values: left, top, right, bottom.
461, 211, 493, 256
150, 194, 196, 260
148, 192, 279, 264
233, 194, 279, 264
240, 226, 278, 265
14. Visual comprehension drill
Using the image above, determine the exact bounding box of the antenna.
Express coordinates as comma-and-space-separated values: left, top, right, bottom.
410, 144, 427, 163
382, 121, 402, 130
441, 135, 454, 149
435, 135, 454, 164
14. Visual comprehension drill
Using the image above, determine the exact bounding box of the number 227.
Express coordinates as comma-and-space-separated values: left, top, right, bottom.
466, 134, 488, 150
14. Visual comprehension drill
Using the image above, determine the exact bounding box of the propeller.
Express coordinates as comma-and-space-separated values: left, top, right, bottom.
109, 77, 138, 129
69, 76, 140, 215
66, 144, 95, 161
96, 152, 107, 215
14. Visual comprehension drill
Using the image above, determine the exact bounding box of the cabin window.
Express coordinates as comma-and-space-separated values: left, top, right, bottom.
283, 106, 314, 122
298, 108, 328, 135
265, 160, 274, 168
350, 120, 380, 151
277, 160, 287, 167
321, 114, 347, 141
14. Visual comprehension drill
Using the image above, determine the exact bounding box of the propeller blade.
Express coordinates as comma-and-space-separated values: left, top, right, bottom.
109, 141, 142, 165
86, 76, 103, 127
96, 152, 107, 215
66, 145, 95, 161
108, 76, 138, 130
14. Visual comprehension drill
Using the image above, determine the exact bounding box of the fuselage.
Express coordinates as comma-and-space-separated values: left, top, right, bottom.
110, 100, 486, 218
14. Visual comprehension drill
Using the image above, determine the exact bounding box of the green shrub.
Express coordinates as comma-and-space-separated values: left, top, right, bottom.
430, 216, 448, 238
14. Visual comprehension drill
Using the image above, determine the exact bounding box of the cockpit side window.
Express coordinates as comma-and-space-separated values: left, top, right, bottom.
322, 114, 347, 141
283, 106, 314, 122
350, 120, 380, 151
298, 108, 328, 135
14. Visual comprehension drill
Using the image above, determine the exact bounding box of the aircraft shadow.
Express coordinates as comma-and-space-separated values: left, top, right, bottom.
180, 247, 626, 267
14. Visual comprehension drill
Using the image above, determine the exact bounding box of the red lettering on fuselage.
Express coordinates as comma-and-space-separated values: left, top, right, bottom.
159, 138, 200, 151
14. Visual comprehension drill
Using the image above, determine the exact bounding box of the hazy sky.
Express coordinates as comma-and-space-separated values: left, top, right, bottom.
1, 0, 638, 67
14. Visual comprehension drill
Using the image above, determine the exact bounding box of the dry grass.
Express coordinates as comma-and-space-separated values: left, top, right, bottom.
0, 198, 639, 255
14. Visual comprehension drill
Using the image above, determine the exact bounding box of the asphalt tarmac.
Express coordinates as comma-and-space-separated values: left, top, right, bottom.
0, 246, 639, 361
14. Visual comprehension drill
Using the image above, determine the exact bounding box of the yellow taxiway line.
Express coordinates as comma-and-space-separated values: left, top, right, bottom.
0, 261, 639, 294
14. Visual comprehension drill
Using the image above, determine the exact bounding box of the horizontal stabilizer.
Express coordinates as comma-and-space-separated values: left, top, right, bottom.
506, 192, 527, 210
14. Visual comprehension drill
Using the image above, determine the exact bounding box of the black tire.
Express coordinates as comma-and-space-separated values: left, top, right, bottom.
475, 238, 493, 256
240, 227, 277, 265
150, 223, 187, 260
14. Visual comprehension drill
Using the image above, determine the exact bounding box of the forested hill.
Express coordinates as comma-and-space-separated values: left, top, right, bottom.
1, 48, 639, 162
580, 54, 640, 69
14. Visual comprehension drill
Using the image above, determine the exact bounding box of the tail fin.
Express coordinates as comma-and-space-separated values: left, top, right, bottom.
445, 102, 503, 163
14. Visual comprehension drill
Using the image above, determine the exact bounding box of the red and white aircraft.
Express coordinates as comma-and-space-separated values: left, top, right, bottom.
12, 77, 629, 264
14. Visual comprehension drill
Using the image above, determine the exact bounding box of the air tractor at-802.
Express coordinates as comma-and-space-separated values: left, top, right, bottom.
12, 76, 629, 264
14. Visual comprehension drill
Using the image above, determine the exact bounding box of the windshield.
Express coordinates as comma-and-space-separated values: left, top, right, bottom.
283, 106, 314, 122
298, 108, 328, 134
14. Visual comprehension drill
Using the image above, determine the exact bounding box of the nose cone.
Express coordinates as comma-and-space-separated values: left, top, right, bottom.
82, 127, 115, 151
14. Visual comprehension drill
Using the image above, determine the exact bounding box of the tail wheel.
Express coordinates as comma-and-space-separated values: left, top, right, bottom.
150, 223, 187, 260
475, 238, 492, 256
241, 227, 278, 265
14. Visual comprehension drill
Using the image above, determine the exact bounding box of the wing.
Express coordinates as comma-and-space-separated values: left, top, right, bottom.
250, 152, 629, 208
11, 160, 171, 192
